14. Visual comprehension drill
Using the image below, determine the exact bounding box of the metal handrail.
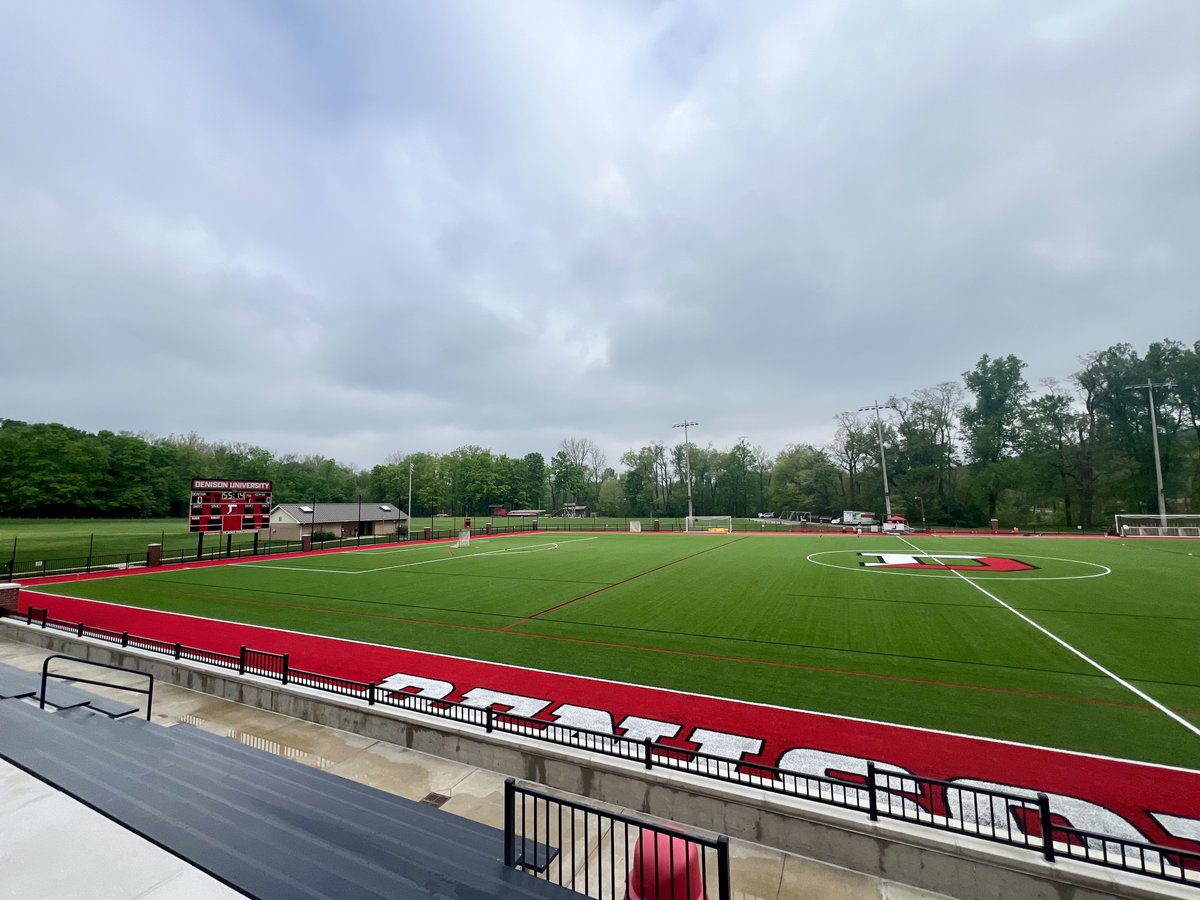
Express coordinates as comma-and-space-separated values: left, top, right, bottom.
9, 609, 1200, 888
40, 653, 154, 720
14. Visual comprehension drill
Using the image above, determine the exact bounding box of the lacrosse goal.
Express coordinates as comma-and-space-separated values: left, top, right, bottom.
684, 516, 733, 534
1113, 514, 1200, 538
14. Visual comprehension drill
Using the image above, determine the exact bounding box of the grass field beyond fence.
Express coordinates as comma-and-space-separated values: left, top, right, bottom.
22, 529, 1200, 769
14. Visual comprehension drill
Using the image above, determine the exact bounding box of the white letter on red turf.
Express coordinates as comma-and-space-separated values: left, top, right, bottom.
618, 716, 681, 743
1151, 812, 1200, 850
377, 674, 453, 699
947, 779, 1143, 849
460, 688, 551, 718
777, 749, 920, 812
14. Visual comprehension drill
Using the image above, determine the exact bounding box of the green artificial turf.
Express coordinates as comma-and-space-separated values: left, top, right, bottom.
30, 531, 1200, 768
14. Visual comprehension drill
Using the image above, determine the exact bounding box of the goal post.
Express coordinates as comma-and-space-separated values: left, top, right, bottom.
1113, 514, 1200, 538
452, 528, 471, 548
685, 516, 733, 534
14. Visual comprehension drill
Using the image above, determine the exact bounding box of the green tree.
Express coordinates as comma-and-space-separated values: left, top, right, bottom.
549, 450, 587, 511
828, 413, 876, 510
768, 444, 840, 514
961, 354, 1030, 520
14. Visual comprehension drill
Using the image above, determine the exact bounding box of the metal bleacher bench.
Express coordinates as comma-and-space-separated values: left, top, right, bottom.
0, 660, 141, 718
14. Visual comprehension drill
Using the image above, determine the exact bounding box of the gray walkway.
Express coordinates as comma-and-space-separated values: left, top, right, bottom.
0, 634, 953, 899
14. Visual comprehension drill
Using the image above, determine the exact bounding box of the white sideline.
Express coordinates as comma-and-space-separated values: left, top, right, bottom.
237, 535, 598, 576
896, 536, 1200, 741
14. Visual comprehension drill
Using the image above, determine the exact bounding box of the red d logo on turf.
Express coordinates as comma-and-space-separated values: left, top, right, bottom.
858, 553, 1037, 572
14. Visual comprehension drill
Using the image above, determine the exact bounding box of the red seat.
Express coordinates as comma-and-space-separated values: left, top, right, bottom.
625, 829, 705, 900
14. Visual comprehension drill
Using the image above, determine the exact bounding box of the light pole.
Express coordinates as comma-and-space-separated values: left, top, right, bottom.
673, 420, 698, 524
859, 402, 896, 517
407, 460, 414, 540
1124, 380, 1173, 525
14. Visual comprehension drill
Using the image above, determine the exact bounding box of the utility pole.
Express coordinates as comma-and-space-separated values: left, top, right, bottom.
1124, 380, 1173, 525
859, 401, 896, 518
407, 460, 414, 540
673, 420, 699, 524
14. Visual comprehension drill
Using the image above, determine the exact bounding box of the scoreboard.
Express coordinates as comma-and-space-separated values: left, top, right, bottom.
189, 479, 273, 534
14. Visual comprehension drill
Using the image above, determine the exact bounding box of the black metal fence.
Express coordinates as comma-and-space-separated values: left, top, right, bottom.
504, 778, 730, 899
9, 607, 1200, 889
3, 518, 1116, 580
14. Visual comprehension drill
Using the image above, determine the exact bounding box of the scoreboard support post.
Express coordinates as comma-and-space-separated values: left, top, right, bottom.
196, 532, 204, 562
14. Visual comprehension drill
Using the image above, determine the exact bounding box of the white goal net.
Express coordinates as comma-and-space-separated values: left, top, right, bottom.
452, 528, 471, 548
685, 516, 733, 534
1114, 514, 1200, 538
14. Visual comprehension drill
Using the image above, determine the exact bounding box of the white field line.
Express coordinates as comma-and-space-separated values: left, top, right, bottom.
896, 536, 1200, 741
237, 536, 598, 577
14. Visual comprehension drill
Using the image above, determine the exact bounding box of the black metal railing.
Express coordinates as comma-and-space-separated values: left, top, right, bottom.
505, 778, 730, 899
240, 646, 288, 681
7, 607, 1199, 889
1051, 822, 1200, 882
40, 653, 154, 720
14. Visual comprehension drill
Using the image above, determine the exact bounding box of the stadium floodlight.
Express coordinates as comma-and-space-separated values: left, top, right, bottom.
673, 420, 699, 523
1123, 380, 1173, 526
859, 402, 897, 517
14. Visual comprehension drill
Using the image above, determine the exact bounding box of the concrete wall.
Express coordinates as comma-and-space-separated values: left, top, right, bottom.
1, 619, 1189, 900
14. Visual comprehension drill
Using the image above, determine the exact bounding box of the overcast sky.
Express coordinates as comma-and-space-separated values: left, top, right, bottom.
2, 1, 1197, 470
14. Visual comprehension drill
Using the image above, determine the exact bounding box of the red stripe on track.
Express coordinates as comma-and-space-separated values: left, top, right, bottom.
12, 588, 1200, 859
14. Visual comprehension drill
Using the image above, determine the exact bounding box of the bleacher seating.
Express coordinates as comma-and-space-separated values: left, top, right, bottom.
0, 660, 139, 717
0, 696, 573, 898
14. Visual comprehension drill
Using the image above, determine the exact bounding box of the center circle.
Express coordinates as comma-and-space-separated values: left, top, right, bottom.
805, 550, 1111, 581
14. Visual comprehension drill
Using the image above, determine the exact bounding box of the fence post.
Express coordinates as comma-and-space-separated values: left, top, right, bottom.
866, 761, 879, 821
503, 778, 516, 868
40, 608, 47, 628
77, 622, 84, 637
281, 653, 289, 685
486, 707, 494, 733
122, 632, 129, 647
644, 737, 654, 770
716, 834, 732, 900
25, 608, 32, 626
368, 681, 376, 705
239, 646, 247, 675
1037, 792, 1056, 861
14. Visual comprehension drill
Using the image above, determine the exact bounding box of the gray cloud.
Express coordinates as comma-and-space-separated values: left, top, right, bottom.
1, 0, 1197, 469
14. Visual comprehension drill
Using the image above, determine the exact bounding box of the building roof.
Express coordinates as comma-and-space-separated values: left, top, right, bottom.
273, 503, 408, 524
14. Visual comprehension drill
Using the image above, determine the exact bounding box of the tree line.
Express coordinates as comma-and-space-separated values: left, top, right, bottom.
1, 339, 1195, 528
